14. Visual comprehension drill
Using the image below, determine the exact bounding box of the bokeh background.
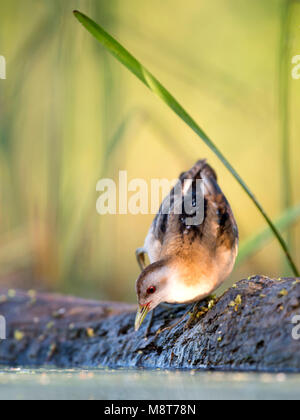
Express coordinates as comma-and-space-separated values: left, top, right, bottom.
0, 0, 300, 302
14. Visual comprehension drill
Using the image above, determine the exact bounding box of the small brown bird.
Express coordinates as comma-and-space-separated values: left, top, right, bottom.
135, 159, 239, 332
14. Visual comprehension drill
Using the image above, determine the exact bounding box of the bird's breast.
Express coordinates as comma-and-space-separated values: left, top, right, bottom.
164, 244, 237, 304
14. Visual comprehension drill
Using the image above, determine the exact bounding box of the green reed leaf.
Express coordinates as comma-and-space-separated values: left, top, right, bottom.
238, 203, 300, 265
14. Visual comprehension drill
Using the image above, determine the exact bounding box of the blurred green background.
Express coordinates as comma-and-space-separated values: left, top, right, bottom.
0, 0, 300, 302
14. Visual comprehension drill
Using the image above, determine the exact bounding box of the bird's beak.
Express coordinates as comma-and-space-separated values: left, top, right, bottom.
135, 304, 150, 331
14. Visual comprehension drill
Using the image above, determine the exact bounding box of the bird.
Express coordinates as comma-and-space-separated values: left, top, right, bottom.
135, 159, 239, 332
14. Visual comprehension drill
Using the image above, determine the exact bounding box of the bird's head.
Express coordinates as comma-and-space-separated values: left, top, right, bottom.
135, 260, 171, 331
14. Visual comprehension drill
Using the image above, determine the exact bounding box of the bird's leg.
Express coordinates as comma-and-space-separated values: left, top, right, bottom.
135, 248, 147, 271
156, 306, 191, 335
183, 301, 203, 330
159, 302, 202, 334
157, 295, 217, 335
144, 309, 155, 339
146, 304, 175, 337
184, 295, 217, 329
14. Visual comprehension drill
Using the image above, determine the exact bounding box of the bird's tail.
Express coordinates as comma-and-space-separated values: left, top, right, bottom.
179, 159, 217, 182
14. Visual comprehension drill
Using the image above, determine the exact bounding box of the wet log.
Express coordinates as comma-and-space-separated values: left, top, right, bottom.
0, 276, 300, 372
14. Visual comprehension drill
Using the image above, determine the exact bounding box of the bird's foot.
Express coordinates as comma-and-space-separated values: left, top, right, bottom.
156, 296, 218, 335
183, 302, 204, 329
156, 308, 190, 335
184, 295, 217, 329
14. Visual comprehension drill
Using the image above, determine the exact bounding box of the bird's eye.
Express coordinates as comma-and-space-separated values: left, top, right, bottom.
147, 286, 156, 294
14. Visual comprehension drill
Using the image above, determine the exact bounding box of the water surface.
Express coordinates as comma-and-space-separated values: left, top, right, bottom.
0, 367, 299, 400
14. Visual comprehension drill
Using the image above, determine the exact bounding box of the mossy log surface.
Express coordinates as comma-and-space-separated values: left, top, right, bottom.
0, 276, 300, 371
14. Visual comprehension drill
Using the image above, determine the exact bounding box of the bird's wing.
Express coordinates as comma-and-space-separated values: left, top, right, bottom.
147, 160, 238, 259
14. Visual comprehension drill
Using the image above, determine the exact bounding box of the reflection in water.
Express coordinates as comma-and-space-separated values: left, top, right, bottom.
0, 368, 299, 400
